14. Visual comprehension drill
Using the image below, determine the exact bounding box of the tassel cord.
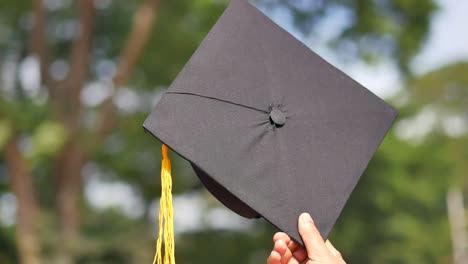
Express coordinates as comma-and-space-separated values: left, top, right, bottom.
153, 144, 175, 264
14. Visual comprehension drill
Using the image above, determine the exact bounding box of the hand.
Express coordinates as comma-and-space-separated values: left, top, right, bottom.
267, 213, 346, 264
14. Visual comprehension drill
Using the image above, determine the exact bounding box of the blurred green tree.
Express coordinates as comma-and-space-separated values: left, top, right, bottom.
0, 0, 446, 263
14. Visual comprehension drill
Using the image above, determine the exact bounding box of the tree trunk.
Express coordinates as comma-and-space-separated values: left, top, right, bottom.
447, 187, 467, 264
5, 0, 161, 263
52, 1, 94, 262
53, 141, 85, 264
5, 137, 42, 264
49, 1, 160, 262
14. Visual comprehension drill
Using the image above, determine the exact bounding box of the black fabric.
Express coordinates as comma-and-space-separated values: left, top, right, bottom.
143, 0, 397, 246
192, 163, 260, 219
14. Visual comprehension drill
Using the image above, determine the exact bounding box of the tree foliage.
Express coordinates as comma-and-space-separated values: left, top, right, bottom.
1, 0, 463, 263
254, 0, 436, 72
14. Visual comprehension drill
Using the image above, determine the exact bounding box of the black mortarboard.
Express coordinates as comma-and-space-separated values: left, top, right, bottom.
144, 0, 397, 247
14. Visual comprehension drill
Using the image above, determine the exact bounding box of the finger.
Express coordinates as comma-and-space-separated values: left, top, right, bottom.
298, 213, 328, 258
291, 247, 307, 262
280, 244, 293, 264
272, 240, 293, 264
287, 240, 307, 262
325, 240, 342, 258
276, 240, 305, 264
277, 233, 302, 255
267, 251, 281, 264
273, 240, 288, 256
287, 240, 300, 252
273, 232, 291, 244
286, 257, 302, 264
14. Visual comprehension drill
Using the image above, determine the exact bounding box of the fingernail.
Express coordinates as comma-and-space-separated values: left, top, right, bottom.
300, 213, 313, 223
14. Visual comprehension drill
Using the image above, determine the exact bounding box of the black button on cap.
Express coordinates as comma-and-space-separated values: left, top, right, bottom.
270, 108, 286, 126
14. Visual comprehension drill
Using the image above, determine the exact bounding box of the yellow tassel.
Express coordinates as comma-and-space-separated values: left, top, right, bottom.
153, 144, 175, 264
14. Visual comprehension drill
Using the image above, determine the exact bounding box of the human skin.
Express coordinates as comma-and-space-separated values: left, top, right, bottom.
267, 213, 346, 264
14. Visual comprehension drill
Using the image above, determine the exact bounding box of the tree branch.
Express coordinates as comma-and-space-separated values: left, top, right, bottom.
30, 0, 49, 89
50, 2, 95, 261
96, 0, 161, 139
62, 0, 95, 124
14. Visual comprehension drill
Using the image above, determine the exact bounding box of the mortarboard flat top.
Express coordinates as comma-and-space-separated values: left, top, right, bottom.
144, 0, 397, 245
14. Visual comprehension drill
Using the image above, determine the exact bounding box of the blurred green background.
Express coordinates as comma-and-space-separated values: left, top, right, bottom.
0, 0, 466, 263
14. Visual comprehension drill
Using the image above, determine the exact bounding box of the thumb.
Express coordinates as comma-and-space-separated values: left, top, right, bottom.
298, 213, 328, 259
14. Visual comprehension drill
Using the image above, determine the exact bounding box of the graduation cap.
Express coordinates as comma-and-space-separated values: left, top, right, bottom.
144, 0, 397, 261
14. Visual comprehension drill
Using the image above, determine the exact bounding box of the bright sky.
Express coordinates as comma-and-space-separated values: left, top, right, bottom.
343, 0, 468, 97
412, 0, 468, 75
